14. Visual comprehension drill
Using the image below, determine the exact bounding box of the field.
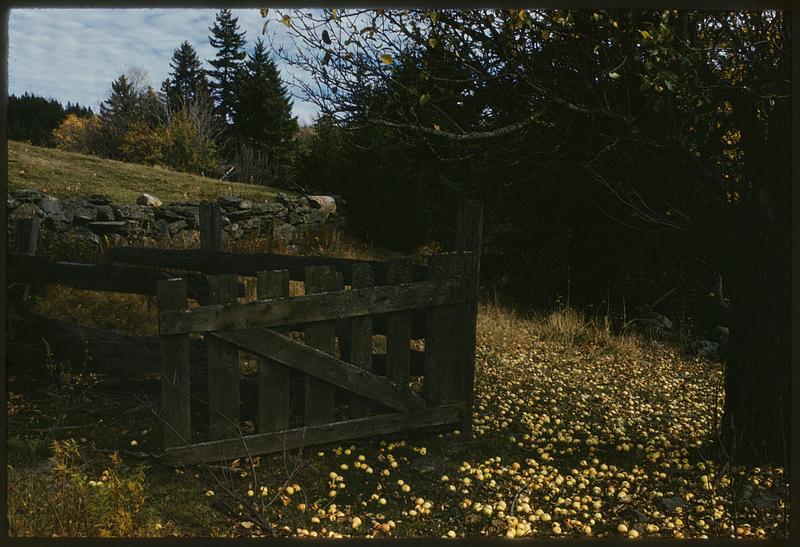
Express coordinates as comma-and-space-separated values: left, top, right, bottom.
6, 298, 789, 538
7, 140, 284, 203
5, 145, 790, 538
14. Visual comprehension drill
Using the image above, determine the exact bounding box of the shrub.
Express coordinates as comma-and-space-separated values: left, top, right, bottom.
52, 114, 103, 154
7, 439, 159, 537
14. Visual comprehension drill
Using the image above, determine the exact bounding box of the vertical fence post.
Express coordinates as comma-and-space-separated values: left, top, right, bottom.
199, 201, 222, 252
257, 270, 291, 433
12, 217, 42, 300
304, 265, 338, 425
456, 200, 483, 438
13, 217, 41, 255
158, 278, 192, 449
386, 259, 413, 386
425, 253, 468, 406
349, 263, 374, 418
206, 274, 240, 439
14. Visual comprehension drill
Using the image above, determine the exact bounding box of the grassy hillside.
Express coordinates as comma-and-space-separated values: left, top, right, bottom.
7, 140, 285, 203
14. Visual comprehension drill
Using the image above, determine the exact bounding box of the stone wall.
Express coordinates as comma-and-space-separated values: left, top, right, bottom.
7, 189, 340, 253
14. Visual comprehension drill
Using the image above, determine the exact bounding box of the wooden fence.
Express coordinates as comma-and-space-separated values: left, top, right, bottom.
8, 200, 483, 464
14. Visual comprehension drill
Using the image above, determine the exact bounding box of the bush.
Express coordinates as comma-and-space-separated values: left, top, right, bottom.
7, 439, 161, 537
52, 114, 103, 154
161, 108, 220, 176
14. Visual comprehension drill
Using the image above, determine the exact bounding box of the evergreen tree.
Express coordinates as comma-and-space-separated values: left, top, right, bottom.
207, 9, 247, 126
162, 41, 211, 113
98, 74, 147, 158
7, 93, 67, 145
233, 38, 297, 152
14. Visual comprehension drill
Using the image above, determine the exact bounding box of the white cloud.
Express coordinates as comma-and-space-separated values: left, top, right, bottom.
8, 7, 320, 124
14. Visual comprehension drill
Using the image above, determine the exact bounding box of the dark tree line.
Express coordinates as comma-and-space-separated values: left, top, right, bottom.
272, 8, 791, 465
7, 92, 93, 146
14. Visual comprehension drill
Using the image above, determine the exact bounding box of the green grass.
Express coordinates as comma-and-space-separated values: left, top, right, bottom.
7, 140, 285, 203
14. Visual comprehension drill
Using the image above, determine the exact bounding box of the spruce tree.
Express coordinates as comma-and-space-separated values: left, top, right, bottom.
233, 38, 297, 152
162, 41, 211, 113
207, 9, 247, 126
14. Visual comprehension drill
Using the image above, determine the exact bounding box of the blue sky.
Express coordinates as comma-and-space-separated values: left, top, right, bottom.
8, 8, 320, 125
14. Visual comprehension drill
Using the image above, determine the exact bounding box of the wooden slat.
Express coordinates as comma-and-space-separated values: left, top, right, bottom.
456, 200, 483, 438
303, 266, 338, 425
200, 201, 222, 251
206, 274, 240, 439
13, 217, 41, 255
158, 279, 192, 449
9, 254, 222, 302
159, 278, 470, 335
424, 253, 469, 406
257, 270, 291, 433
211, 328, 426, 413
349, 263, 374, 418
165, 402, 466, 464
386, 259, 412, 386
107, 246, 427, 284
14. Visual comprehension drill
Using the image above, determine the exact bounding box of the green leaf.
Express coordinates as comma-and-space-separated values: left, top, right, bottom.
608, 71, 621, 79
419, 94, 431, 106
379, 54, 394, 65
664, 79, 676, 92
280, 14, 291, 27
639, 30, 652, 40
428, 38, 438, 48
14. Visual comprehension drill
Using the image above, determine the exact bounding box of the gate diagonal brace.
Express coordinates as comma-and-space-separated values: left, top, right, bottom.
209, 328, 427, 412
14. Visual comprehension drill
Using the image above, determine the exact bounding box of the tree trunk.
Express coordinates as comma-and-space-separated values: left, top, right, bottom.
723, 248, 790, 465
721, 90, 791, 466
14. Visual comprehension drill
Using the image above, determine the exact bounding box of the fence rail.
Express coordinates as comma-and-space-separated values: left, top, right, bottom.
8, 199, 483, 462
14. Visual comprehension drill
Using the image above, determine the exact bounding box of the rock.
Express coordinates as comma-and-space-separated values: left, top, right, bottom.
8, 196, 20, 210
217, 195, 241, 208
154, 219, 171, 238
307, 195, 337, 221
112, 204, 149, 221
72, 226, 103, 249
228, 209, 255, 222
272, 222, 297, 244
275, 193, 291, 205
61, 197, 97, 224
160, 205, 200, 228
38, 197, 63, 217
88, 221, 130, 235
136, 193, 163, 207
95, 205, 115, 221
87, 194, 113, 206
11, 189, 44, 203
691, 339, 720, 360
168, 220, 188, 235
238, 199, 253, 210
9, 202, 45, 219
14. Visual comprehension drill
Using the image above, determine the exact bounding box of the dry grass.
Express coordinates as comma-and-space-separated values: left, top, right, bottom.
478, 301, 643, 358
7, 140, 285, 203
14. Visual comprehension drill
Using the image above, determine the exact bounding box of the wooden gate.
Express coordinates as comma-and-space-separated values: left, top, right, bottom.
158, 201, 483, 464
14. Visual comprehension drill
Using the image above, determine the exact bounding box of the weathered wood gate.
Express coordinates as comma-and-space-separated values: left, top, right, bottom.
158, 201, 483, 464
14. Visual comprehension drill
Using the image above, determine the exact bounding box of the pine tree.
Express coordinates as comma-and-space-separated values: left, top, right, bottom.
162, 41, 211, 113
207, 9, 247, 126
233, 38, 297, 152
